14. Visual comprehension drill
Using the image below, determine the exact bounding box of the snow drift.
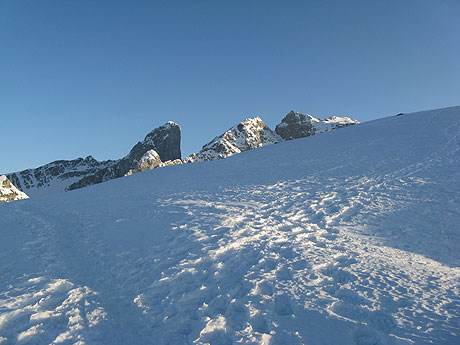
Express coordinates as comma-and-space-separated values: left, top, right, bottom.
0, 106, 459, 345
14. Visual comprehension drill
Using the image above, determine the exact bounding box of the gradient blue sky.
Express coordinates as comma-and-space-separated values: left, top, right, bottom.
1, 0, 459, 173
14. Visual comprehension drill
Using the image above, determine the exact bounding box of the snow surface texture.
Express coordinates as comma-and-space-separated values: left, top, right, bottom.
184, 117, 281, 163
0, 175, 28, 202
1, 106, 459, 344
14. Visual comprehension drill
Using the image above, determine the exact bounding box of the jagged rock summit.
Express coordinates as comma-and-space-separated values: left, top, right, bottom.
67, 121, 181, 190
184, 116, 281, 163
0, 175, 29, 202
7, 121, 181, 196
275, 110, 359, 140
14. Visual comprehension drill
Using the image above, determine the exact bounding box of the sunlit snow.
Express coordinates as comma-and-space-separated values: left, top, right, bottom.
1, 106, 459, 344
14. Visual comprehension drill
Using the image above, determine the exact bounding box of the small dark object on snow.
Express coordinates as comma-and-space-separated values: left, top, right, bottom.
396, 113, 404, 116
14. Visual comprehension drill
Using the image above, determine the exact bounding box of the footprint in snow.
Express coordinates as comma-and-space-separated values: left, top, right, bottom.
274, 294, 293, 316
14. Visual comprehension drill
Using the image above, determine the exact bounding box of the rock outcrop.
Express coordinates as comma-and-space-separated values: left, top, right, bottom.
275, 111, 359, 140
184, 117, 281, 163
0, 175, 29, 202
67, 121, 181, 190
125, 150, 162, 176
159, 159, 183, 168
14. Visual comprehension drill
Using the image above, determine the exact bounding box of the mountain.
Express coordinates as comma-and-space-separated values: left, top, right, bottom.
6, 111, 357, 197
184, 116, 281, 163
0, 175, 29, 202
275, 110, 359, 140
67, 121, 181, 191
6, 121, 181, 196
1, 106, 459, 345
184, 112, 358, 164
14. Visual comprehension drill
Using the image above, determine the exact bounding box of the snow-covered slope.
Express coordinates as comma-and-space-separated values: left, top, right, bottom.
5, 122, 181, 196
275, 110, 359, 140
1, 106, 459, 345
184, 117, 281, 163
0, 175, 28, 202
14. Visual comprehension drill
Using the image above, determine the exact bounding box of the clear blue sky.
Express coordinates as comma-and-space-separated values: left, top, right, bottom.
1, 0, 459, 173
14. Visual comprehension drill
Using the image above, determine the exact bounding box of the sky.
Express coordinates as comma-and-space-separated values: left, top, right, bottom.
1, 0, 459, 173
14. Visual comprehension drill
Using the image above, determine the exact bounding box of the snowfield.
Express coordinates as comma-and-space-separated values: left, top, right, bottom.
1, 106, 459, 344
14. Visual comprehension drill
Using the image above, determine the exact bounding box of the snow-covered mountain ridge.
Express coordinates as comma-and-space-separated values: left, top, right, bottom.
6, 121, 181, 196
4, 111, 357, 197
1, 106, 459, 344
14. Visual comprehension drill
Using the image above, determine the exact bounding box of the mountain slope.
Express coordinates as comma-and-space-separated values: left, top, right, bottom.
6, 121, 181, 196
184, 116, 280, 163
0, 175, 29, 202
0, 106, 459, 345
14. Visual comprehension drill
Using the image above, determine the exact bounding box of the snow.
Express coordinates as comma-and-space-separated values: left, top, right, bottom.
0, 175, 29, 202
0, 106, 459, 344
324, 116, 359, 125
166, 121, 178, 127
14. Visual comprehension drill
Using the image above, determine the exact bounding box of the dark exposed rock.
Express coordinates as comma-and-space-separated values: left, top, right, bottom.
275, 110, 359, 141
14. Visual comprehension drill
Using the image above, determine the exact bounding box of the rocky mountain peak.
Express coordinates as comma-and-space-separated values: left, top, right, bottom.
142, 122, 181, 162
184, 116, 281, 163
67, 121, 181, 190
275, 111, 359, 140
